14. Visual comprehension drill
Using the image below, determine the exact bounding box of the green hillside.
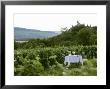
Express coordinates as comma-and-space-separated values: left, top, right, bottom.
14, 27, 60, 41
48, 22, 97, 46
14, 22, 97, 49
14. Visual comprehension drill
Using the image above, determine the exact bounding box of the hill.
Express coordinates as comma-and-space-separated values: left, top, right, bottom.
14, 27, 61, 41
48, 23, 97, 46
14, 22, 97, 49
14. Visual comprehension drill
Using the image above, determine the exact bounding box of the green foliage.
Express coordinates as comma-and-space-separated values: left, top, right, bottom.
62, 59, 97, 76
14, 22, 97, 49
48, 23, 97, 46
14, 46, 97, 76
14, 57, 44, 76
14, 22, 97, 76
77, 28, 92, 45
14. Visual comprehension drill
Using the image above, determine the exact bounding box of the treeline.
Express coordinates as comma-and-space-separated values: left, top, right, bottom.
14, 21, 97, 49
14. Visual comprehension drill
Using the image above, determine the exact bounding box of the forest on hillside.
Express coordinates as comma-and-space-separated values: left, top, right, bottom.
14, 21, 97, 76
14, 21, 96, 49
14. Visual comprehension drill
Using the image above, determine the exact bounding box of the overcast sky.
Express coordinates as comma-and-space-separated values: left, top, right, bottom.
14, 13, 97, 31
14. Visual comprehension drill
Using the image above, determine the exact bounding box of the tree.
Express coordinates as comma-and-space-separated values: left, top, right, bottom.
77, 28, 91, 45
61, 27, 68, 33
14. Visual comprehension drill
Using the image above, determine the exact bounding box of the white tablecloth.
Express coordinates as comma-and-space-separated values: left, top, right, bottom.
64, 55, 83, 65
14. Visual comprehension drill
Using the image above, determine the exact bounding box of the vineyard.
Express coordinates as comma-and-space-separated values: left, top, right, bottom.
14, 22, 97, 76
14, 45, 97, 76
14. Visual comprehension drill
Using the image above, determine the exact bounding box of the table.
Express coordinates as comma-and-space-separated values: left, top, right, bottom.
64, 55, 83, 65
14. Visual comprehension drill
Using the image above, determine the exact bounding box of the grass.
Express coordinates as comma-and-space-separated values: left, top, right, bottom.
40, 59, 97, 76
14, 58, 97, 76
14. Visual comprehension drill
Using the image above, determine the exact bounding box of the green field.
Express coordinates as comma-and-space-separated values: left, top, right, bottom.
14, 46, 97, 76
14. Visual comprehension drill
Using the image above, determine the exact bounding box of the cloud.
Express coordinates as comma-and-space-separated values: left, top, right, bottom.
14, 13, 97, 31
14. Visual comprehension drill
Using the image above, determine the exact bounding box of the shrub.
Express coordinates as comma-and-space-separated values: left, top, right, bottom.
14, 45, 97, 76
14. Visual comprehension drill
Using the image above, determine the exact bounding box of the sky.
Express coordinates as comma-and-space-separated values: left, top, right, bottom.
14, 13, 97, 31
